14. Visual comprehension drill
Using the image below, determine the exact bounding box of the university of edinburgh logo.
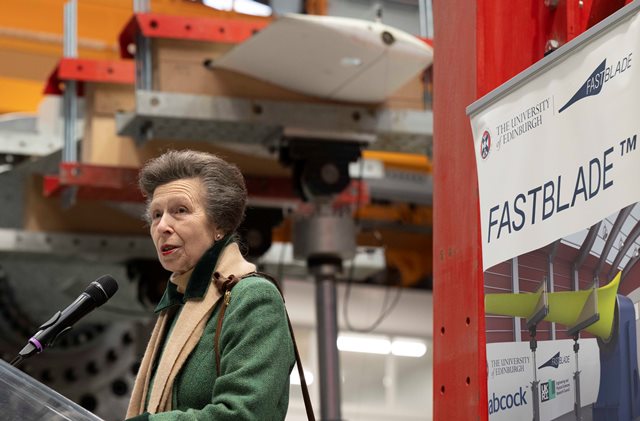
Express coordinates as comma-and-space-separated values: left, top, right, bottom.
481, 130, 491, 159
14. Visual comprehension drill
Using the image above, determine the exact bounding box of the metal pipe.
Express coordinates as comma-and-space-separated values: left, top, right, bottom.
547, 241, 559, 340
133, 0, 150, 13
530, 326, 540, 421
133, 0, 152, 91
571, 221, 601, 292
573, 336, 582, 420
608, 215, 640, 280
135, 34, 153, 91
62, 0, 78, 163
63, 1, 78, 57
418, 0, 428, 38
425, 0, 433, 38
62, 81, 77, 162
574, 222, 601, 270
315, 272, 342, 421
594, 204, 634, 283
511, 257, 521, 342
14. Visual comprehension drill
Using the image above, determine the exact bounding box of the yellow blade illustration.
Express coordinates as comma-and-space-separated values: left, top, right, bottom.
485, 272, 621, 340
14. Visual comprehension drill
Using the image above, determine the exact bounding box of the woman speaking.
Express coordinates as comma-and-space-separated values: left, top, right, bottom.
125, 150, 294, 421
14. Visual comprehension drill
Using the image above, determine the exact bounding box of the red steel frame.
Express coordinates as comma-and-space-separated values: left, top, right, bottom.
43, 12, 272, 202
118, 12, 269, 58
44, 58, 135, 95
433, 0, 631, 419
43, 163, 369, 207
45, 11, 269, 95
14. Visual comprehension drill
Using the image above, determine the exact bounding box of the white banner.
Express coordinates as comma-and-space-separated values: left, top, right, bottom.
487, 339, 600, 421
469, 7, 640, 270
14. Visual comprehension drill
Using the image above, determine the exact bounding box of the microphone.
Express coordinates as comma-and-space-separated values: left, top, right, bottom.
16, 275, 119, 360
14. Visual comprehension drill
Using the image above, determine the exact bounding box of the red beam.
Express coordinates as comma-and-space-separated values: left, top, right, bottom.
118, 13, 269, 59
43, 58, 134, 95
43, 163, 367, 207
58, 58, 134, 85
43, 163, 143, 202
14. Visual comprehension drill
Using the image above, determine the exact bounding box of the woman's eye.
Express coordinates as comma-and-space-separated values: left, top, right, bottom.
151, 211, 162, 220
177, 207, 188, 214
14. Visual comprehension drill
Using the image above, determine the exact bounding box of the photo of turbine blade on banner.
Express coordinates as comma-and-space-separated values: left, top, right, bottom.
467, 2, 640, 421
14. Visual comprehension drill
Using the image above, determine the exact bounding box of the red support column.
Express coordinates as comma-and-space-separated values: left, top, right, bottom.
433, 0, 487, 418
433, 1, 628, 419
433, 1, 554, 419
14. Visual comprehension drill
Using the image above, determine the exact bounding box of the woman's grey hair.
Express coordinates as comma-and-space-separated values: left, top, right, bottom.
139, 150, 247, 234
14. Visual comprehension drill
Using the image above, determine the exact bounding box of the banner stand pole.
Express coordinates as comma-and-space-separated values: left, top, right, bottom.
566, 285, 599, 421
529, 324, 541, 421
527, 279, 549, 421
572, 333, 583, 421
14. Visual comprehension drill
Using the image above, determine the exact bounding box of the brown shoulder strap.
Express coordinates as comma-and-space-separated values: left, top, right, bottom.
213, 272, 316, 421
214, 289, 231, 378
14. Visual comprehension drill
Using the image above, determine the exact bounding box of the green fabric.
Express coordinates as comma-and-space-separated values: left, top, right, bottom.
149, 276, 294, 421
144, 235, 231, 411
125, 236, 294, 421
126, 412, 150, 421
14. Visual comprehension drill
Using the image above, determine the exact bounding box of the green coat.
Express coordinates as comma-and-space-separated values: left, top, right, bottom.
127, 243, 294, 421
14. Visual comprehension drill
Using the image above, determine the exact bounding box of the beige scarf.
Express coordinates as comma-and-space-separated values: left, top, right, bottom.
126, 242, 256, 417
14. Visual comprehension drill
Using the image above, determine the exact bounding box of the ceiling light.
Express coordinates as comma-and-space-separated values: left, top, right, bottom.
337, 334, 391, 355
391, 339, 427, 357
336, 334, 428, 358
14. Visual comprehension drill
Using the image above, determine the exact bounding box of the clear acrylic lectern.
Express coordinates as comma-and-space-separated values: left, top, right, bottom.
0, 358, 103, 420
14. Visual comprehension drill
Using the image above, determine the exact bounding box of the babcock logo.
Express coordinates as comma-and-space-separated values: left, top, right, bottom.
488, 387, 528, 415
480, 130, 491, 159
538, 352, 570, 369
559, 53, 632, 113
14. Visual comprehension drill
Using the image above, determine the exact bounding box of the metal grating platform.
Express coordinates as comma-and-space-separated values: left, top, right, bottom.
116, 91, 432, 152
0, 228, 155, 261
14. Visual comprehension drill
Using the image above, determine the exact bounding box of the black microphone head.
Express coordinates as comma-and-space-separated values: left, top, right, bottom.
84, 275, 119, 306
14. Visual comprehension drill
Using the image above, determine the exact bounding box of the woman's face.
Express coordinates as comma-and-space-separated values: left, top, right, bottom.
149, 178, 220, 274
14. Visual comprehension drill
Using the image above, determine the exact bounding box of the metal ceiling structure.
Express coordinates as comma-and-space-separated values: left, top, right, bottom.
563, 204, 640, 284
